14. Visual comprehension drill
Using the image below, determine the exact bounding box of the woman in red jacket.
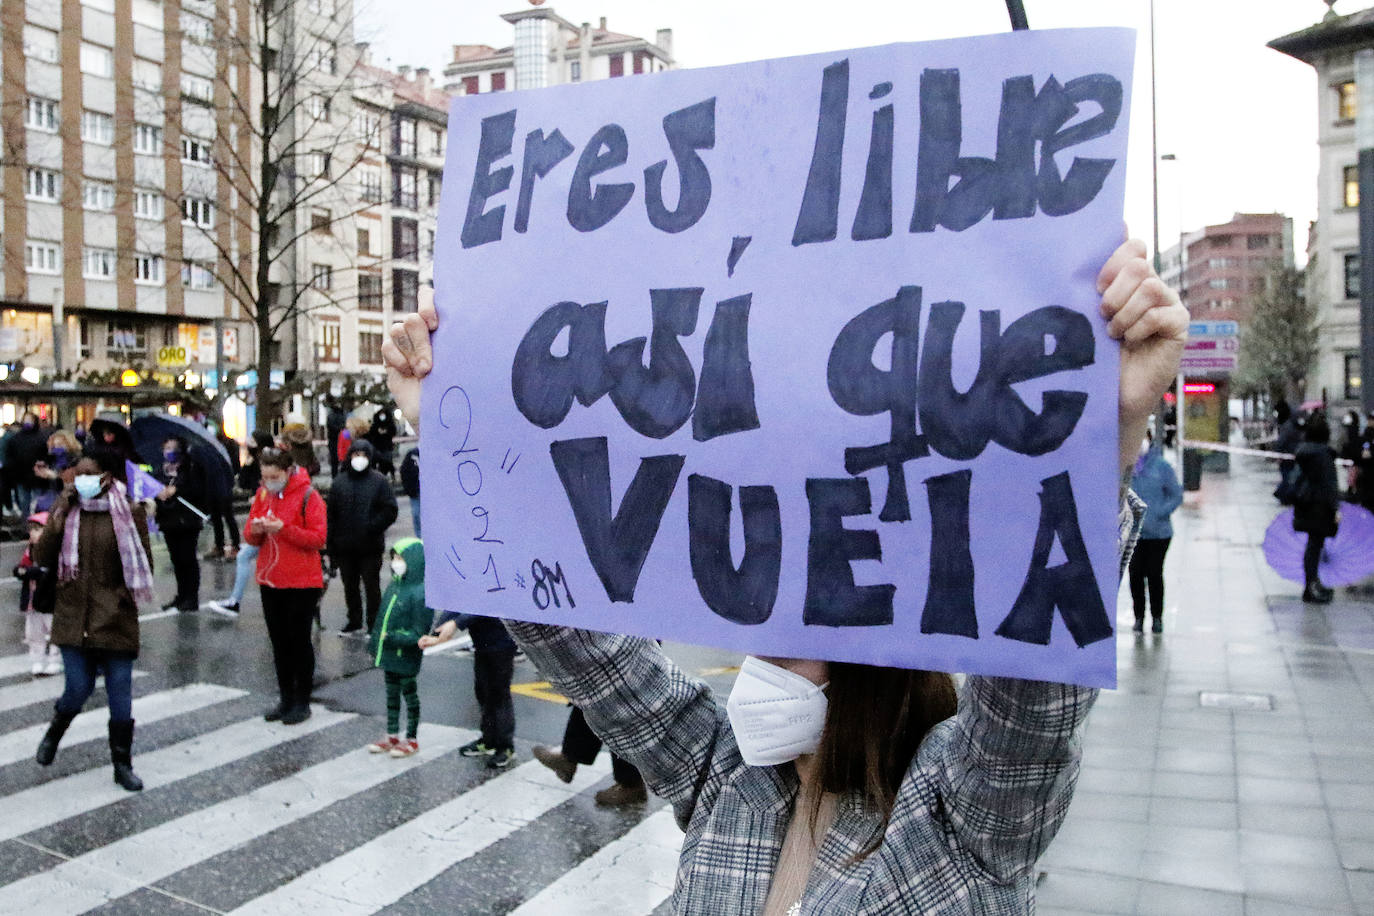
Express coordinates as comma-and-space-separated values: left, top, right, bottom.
242, 448, 326, 724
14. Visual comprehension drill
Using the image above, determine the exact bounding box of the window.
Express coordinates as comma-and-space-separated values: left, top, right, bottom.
311, 263, 332, 290
84, 180, 115, 211
308, 42, 337, 74
181, 135, 212, 166
180, 12, 213, 42
425, 228, 435, 258
25, 241, 59, 274
306, 93, 331, 121
1207, 277, 1233, 290
428, 172, 442, 207
356, 226, 371, 255
392, 167, 417, 209
81, 110, 114, 145
83, 247, 116, 279
181, 74, 213, 104
307, 151, 331, 178
182, 197, 215, 228
317, 320, 340, 362
133, 254, 163, 284
393, 218, 418, 260
25, 167, 59, 202
1246, 234, 1270, 250
25, 98, 58, 132
356, 108, 382, 147
1339, 80, 1358, 121
393, 268, 418, 312
358, 326, 384, 364
358, 165, 383, 203
359, 273, 382, 311
1207, 234, 1233, 248
1347, 253, 1361, 300
461, 75, 478, 95
23, 26, 59, 63
134, 189, 164, 219
80, 43, 113, 77
1346, 165, 1360, 209
181, 261, 217, 289
1347, 354, 1363, 401
395, 118, 417, 157
569, 61, 581, 82
609, 54, 624, 77
133, 58, 161, 90
310, 208, 331, 233
133, 123, 162, 154
429, 127, 444, 156
490, 72, 505, 92
107, 321, 148, 351
79, 319, 94, 358
633, 52, 645, 75
307, 0, 336, 16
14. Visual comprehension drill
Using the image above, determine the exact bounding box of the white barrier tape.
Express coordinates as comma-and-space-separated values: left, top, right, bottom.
1179, 439, 1356, 468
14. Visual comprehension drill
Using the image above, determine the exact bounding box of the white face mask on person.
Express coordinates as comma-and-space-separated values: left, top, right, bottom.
351, 454, 370, 473
74, 475, 104, 500
725, 656, 828, 766
391, 557, 407, 578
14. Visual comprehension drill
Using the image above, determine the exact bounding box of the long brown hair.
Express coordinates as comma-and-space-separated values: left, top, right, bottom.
808, 663, 957, 857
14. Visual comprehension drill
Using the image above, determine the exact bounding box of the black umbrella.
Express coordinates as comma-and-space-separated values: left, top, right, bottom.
129, 413, 234, 500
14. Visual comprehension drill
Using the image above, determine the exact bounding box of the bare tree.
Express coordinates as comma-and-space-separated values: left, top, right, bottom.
1234, 264, 1320, 405
165, 0, 385, 432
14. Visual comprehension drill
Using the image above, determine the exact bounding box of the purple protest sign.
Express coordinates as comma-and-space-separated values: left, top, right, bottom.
423, 28, 1135, 687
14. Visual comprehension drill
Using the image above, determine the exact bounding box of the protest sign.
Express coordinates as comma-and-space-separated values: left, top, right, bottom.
423, 28, 1135, 687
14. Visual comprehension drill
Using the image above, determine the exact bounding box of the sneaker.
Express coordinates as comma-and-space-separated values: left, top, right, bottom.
390, 739, 420, 758
281, 705, 311, 725
594, 782, 648, 807
532, 745, 577, 783
1131, 619, 1144, 634
161, 597, 182, 611
30, 662, 44, 677
459, 739, 495, 758
42, 658, 61, 676
487, 748, 516, 769
367, 736, 400, 754
207, 600, 240, 617
1151, 619, 1164, 634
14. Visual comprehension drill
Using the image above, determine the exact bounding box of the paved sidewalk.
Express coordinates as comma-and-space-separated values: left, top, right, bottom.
1038, 454, 1374, 916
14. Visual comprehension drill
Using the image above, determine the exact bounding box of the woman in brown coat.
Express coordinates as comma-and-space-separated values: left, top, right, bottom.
32, 451, 155, 791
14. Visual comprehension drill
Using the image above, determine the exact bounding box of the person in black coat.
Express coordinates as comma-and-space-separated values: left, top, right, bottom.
366, 406, 398, 479
1293, 413, 1340, 604
205, 427, 242, 560
325, 398, 347, 478
154, 435, 209, 611
327, 440, 398, 633
9, 413, 50, 517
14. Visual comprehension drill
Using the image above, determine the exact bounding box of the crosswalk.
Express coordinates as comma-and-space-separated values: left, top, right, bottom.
0, 656, 682, 915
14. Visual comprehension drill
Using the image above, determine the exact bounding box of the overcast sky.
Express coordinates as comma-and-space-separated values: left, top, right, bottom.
359, 0, 1342, 261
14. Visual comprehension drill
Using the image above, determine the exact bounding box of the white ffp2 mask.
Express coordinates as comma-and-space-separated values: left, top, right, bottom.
725, 656, 828, 766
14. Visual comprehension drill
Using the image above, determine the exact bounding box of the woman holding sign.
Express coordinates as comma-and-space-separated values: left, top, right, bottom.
384, 238, 1186, 914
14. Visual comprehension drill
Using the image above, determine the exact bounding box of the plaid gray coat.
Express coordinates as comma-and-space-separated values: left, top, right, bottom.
508, 494, 1143, 914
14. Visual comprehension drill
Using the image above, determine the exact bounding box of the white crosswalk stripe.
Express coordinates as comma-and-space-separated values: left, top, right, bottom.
509, 807, 682, 916
0, 673, 685, 915
0, 668, 147, 715
234, 754, 614, 915
0, 707, 350, 842
0, 682, 246, 767
0, 652, 42, 679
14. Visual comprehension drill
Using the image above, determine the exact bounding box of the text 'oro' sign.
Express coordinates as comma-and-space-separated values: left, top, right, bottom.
423, 28, 1135, 687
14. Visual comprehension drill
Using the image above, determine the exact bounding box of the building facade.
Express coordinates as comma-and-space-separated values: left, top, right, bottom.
442, 9, 674, 95
1160, 213, 1294, 323
0, 0, 258, 425
1271, 7, 1374, 408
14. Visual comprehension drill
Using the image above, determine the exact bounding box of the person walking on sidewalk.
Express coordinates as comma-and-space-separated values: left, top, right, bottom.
1128, 437, 1182, 634
328, 440, 398, 635
243, 448, 327, 724
154, 436, 209, 611
534, 706, 648, 806
33, 452, 154, 791
1294, 413, 1341, 604
365, 538, 433, 757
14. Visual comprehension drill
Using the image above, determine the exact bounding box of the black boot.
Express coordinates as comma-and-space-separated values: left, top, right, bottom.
108, 719, 143, 791
35, 706, 78, 766
1303, 582, 1334, 604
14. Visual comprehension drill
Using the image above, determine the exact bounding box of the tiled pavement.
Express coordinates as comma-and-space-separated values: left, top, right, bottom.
1037, 454, 1374, 916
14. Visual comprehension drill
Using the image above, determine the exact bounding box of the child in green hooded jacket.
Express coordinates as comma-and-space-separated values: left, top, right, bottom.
366, 538, 433, 757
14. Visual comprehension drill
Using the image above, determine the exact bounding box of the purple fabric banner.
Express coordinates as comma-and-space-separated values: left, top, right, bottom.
423, 28, 1135, 687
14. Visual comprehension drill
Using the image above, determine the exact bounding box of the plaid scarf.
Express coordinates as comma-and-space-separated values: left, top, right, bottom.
59, 480, 155, 606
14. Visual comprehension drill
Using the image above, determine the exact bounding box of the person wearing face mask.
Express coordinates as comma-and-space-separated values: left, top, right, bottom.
326, 440, 398, 635
243, 448, 328, 724
31, 430, 80, 513
383, 238, 1187, 914
1127, 432, 1182, 634
153, 436, 210, 611
363, 539, 434, 757
32, 452, 154, 791
9, 411, 50, 518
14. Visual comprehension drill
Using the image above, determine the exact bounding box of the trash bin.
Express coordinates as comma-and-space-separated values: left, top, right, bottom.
1182, 447, 1203, 492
